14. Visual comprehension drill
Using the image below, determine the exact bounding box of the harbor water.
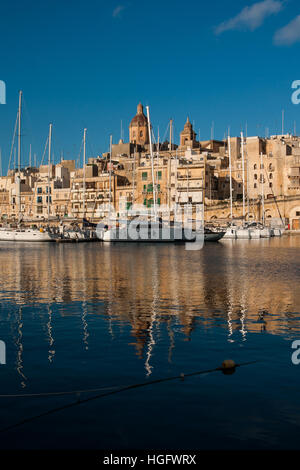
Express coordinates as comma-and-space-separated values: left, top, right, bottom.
0, 236, 300, 449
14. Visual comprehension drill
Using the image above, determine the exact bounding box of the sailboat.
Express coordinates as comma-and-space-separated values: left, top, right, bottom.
99, 107, 183, 243
223, 133, 238, 239
0, 92, 56, 242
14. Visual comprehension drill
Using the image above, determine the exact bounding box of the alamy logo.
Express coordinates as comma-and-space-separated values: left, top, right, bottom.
291, 340, 300, 365
291, 81, 300, 105
0, 80, 6, 104
0, 340, 6, 365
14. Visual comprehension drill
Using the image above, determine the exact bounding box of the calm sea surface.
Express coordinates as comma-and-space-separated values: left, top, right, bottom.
0, 236, 300, 449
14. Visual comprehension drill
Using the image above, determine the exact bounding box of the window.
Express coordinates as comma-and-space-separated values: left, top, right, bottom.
157, 184, 161, 192
147, 184, 153, 193
157, 171, 162, 180
269, 173, 273, 179
254, 174, 258, 180
269, 182, 273, 188
143, 184, 146, 191
254, 164, 257, 170
143, 199, 147, 206
37, 187, 42, 194
37, 206, 43, 214
140, 131, 143, 137
296, 211, 300, 216
37, 196, 42, 204
142, 172, 148, 180
157, 198, 161, 205
254, 183, 257, 188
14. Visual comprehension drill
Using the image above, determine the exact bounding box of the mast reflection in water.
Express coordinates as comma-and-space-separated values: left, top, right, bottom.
0, 238, 300, 449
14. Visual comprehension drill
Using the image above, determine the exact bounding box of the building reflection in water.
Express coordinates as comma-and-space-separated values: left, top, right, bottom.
0, 237, 300, 381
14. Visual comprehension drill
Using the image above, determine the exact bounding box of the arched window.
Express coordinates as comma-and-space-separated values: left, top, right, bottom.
254, 164, 257, 170
254, 174, 257, 180
269, 173, 273, 179
269, 163, 272, 170
254, 183, 257, 188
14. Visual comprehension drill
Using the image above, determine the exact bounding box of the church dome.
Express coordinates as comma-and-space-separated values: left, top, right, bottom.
130, 102, 148, 127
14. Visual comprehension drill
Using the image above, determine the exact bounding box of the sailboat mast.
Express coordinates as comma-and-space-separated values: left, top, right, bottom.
83, 128, 87, 219
241, 131, 245, 221
260, 151, 265, 225
18, 91, 22, 174
146, 106, 157, 220
47, 123, 52, 220
109, 135, 112, 220
228, 134, 233, 220
17, 91, 22, 218
247, 158, 250, 222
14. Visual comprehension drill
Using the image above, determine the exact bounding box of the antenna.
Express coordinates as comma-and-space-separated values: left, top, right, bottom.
282, 109, 284, 135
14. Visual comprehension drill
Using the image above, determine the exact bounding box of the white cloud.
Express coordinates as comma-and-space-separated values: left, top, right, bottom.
215, 0, 284, 35
274, 15, 300, 45
112, 5, 126, 19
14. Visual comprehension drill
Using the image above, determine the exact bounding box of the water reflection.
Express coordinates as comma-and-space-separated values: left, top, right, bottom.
0, 237, 300, 382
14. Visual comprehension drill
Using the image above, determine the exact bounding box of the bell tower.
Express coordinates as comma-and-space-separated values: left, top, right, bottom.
180, 117, 197, 148
129, 102, 149, 146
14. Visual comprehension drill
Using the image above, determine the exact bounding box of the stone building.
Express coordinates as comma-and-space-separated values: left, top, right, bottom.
129, 103, 149, 147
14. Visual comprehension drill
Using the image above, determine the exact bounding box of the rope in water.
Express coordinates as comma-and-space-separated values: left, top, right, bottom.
0, 360, 257, 434
0, 386, 121, 398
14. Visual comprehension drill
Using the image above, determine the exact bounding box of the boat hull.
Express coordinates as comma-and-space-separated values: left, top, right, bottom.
223, 228, 237, 239
204, 232, 225, 242
236, 229, 251, 239
100, 227, 180, 243
0, 229, 56, 242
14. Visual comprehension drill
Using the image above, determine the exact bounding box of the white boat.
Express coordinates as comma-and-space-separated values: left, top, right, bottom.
0, 93, 58, 243
271, 228, 284, 237
0, 227, 56, 242
248, 228, 261, 239
98, 220, 182, 243
259, 227, 272, 238
62, 228, 90, 240
223, 226, 237, 239
236, 227, 251, 239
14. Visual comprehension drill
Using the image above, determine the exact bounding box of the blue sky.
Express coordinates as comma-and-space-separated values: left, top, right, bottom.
0, 0, 299, 171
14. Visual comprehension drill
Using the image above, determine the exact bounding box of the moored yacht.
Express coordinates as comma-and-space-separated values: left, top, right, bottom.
0, 226, 56, 242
